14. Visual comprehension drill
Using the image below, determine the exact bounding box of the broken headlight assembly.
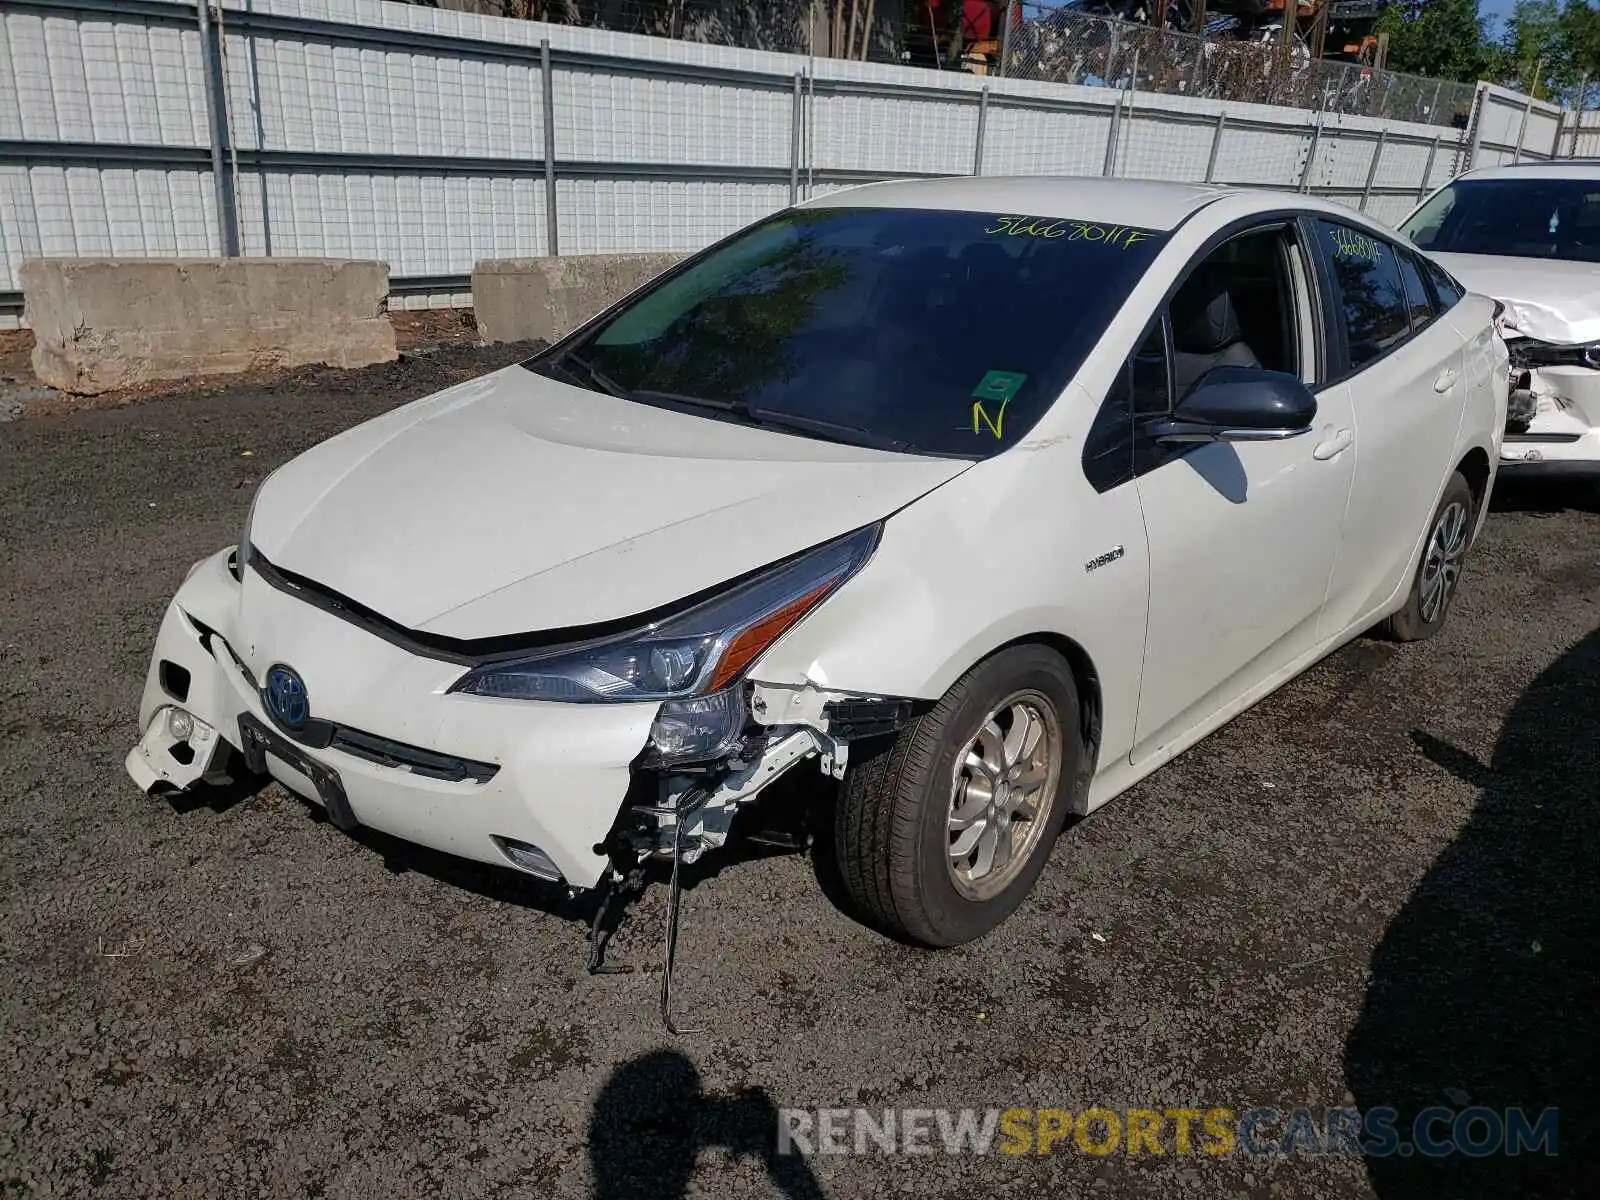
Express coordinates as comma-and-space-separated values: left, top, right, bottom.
450, 523, 881, 765
1506, 336, 1600, 372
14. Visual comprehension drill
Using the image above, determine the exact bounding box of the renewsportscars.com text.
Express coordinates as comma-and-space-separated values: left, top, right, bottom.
777, 1106, 1558, 1158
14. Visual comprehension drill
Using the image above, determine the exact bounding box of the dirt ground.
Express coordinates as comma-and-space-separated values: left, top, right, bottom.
0, 347, 1596, 1199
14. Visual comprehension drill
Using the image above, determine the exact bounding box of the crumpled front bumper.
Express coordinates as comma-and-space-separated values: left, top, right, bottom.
127, 547, 658, 889
1501, 364, 1600, 475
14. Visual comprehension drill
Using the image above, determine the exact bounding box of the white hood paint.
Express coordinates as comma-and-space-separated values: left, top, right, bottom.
249, 366, 969, 639
1432, 252, 1600, 344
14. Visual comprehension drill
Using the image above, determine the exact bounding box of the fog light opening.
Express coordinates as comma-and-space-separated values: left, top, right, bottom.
493, 836, 564, 883
166, 707, 195, 741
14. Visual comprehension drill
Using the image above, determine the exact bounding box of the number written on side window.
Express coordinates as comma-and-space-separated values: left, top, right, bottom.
1318, 221, 1411, 371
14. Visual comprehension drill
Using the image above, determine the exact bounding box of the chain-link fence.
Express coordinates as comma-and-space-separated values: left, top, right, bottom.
991, 8, 1473, 127
417, 0, 818, 53
403, 3, 1478, 127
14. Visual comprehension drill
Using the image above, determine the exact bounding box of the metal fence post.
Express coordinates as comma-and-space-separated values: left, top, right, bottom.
998, 2, 1015, 79
1298, 110, 1323, 192
195, 1, 239, 256
805, 70, 815, 199
1417, 134, 1441, 202
1359, 129, 1387, 212
1513, 94, 1533, 164
789, 72, 803, 204
541, 39, 559, 256
1103, 94, 1122, 177
973, 86, 989, 176
1204, 111, 1227, 183
1462, 84, 1488, 173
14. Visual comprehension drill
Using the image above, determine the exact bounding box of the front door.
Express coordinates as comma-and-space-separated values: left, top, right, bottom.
1131, 222, 1357, 766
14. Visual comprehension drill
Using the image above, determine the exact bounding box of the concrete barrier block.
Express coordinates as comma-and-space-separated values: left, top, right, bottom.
473, 254, 685, 345
21, 258, 397, 394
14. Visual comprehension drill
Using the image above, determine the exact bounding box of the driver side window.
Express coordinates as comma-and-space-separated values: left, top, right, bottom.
1080, 223, 1308, 494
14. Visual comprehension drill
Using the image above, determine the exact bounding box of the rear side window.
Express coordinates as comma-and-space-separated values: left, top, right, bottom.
1397, 251, 1436, 331
1424, 258, 1466, 310
1315, 220, 1411, 372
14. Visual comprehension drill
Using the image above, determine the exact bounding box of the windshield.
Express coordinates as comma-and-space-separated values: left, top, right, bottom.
1401, 177, 1600, 263
527, 206, 1168, 457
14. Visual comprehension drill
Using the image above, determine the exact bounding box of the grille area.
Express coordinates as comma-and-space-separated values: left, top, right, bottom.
210, 630, 498, 785
331, 727, 499, 784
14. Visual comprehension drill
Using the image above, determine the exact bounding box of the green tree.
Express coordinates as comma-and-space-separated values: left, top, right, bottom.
1495, 0, 1600, 103
1376, 0, 1496, 82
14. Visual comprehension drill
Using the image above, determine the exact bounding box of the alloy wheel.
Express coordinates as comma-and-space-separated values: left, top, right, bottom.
946, 691, 1063, 902
1419, 500, 1470, 623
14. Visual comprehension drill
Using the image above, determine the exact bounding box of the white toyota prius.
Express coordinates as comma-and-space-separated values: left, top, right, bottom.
128, 177, 1507, 953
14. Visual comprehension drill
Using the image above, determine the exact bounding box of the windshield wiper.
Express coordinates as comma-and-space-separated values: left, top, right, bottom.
630, 389, 914, 453
751, 409, 915, 454
555, 350, 634, 401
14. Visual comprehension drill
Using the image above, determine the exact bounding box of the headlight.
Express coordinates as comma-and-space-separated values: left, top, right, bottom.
450, 523, 880, 704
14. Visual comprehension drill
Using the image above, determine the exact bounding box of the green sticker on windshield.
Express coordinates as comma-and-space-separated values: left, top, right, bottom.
972, 370, 1027, 403
971, 371, 1027, 440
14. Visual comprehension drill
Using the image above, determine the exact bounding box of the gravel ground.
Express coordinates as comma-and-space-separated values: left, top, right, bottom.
1, 346, 1596, 1199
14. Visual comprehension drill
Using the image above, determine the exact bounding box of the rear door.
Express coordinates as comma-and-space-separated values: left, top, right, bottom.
1312, 220, 1472, 635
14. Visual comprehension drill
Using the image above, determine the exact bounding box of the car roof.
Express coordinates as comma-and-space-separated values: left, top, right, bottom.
1460, 160, 1600, 182
798, 175, 1237, 231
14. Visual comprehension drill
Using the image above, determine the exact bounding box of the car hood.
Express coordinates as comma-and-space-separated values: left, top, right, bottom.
1431, 252, 1600, 344
249, 365, 969, 639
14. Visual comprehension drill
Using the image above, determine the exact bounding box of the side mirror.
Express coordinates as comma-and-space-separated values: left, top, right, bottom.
1147, 366, 1317, 445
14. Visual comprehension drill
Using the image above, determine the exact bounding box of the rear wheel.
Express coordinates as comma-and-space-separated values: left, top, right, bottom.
1378, 472, 1475, 642
834, 645, 1080, 947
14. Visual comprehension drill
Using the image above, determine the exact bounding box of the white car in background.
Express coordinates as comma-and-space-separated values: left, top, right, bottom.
128, 177, 1506, 959
1402, 161, 1600, 479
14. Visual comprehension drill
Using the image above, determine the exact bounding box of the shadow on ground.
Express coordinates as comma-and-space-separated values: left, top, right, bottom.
588, 1049, 825, 1200
1489, 475, 1600, 516
1345, 627, 1600, 1196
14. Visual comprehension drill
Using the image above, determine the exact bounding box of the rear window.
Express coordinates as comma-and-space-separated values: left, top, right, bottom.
1401, 177, 1600, 263
1316, 220, 1411, 371
532, 206, 1168, 458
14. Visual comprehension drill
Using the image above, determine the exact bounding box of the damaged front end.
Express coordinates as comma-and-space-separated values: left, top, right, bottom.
606, 680, 917, 872
1501, 335, 1600, 470
588, 678, 918, 1034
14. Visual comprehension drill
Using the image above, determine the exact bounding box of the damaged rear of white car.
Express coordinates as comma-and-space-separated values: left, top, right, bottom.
1403, 162, 1600, 479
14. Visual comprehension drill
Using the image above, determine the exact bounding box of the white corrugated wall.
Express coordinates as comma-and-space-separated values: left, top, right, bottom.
0, 0, 1558, 329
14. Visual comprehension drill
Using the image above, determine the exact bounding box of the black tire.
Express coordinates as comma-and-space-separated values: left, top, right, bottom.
834, 645, 1082, 947
1378, 471, 1476, 643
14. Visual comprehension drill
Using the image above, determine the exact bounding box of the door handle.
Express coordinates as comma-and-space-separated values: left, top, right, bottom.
1434, 366, 1461, 393
1312, 428, 1353, 460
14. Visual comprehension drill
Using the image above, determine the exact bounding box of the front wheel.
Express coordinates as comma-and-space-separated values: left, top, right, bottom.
834, 645, 1081, 947
1378, 471, 1476, 642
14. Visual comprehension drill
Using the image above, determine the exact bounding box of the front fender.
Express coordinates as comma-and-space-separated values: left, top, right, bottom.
748, 449, 1151, 776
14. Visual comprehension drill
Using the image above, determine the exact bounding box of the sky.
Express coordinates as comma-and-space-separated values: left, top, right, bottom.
1481, 0, 1515, 31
